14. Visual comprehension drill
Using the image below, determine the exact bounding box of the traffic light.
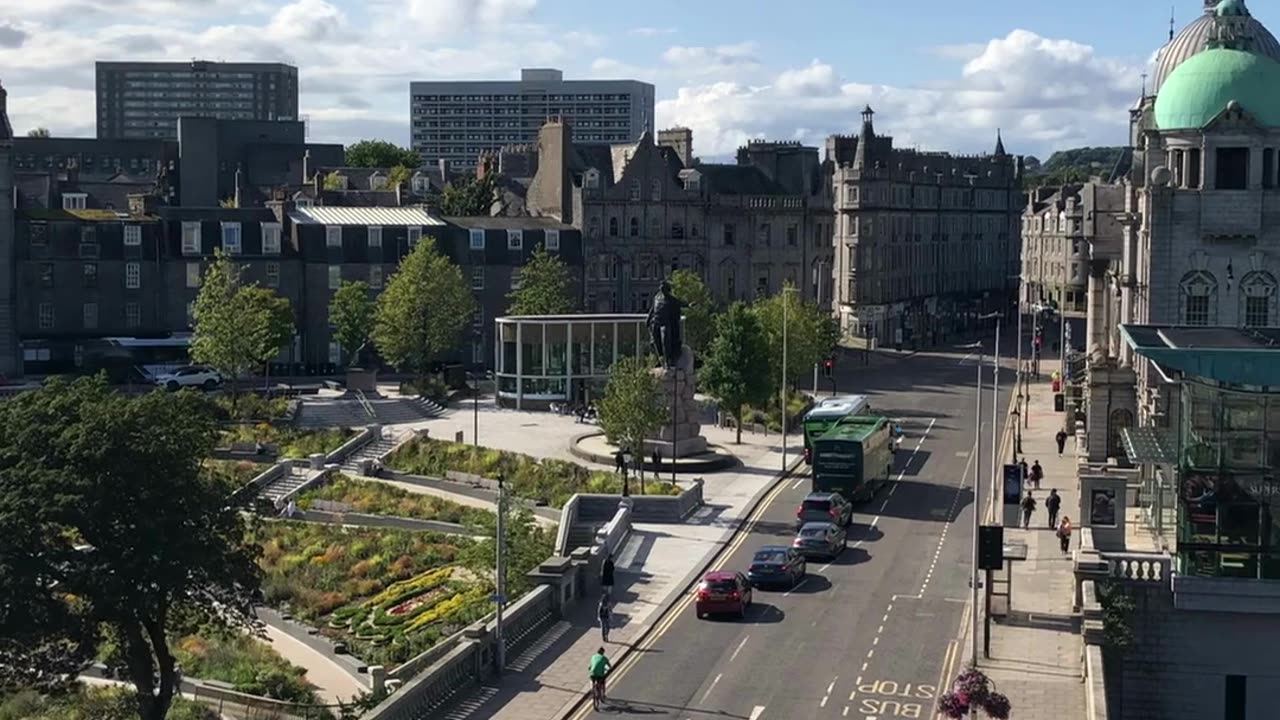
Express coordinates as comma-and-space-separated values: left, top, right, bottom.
823, 358, 834, 378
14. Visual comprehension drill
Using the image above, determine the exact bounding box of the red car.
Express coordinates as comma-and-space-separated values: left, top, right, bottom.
695, 571, 753, 619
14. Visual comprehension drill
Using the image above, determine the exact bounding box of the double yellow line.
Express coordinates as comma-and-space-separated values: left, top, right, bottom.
564, 465, 805, 720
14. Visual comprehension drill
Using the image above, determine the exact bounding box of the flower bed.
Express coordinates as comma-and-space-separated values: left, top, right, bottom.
172, 631, 322, 705
386, 437, 682, 508
1, 686, 219, 720
221, 424, 355, 459
296, 475, 494, 530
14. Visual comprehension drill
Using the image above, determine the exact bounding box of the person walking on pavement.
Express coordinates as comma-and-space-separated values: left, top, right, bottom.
1057, 516, 1073, 553
1055, 429, 1069, 455
1046, 488, 1061, 529
598, 596, 612, 642
614, 450, 625, 475
1020, 492, 1037, 529
1018, 457, 1029, 487
589, 647, 612, 710
1030, 460, 1044, 489
601, 552, 616, 601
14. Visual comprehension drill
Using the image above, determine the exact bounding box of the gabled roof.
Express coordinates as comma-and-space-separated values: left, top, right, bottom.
289, 206, 445, 226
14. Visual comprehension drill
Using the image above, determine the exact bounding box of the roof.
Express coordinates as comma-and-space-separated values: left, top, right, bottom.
156, 207, 276, 222
1151, 0, 1280, 94
806, 395, 871, 419
497, 313, 646, 323
288, 206, 445, 226
1120, 324, 1280, 387
1154, 48, 1280, 129
20, 208, 155, 222
443, 216, 575, 230
816, 416, 888, 442
702, 570, 737, 580
696, 164, 786, 195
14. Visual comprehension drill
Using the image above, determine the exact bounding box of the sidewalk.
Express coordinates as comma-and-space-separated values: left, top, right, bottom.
976, 360, 1086, 718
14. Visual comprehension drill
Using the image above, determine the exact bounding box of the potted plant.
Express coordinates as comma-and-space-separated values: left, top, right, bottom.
937, 666, 1011, 720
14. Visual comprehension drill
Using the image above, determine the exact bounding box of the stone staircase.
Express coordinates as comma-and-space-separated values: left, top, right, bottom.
340, 434, 400, 475
260, 464, 313, 503
565, 522, 603, 552
294, 397, 446, 428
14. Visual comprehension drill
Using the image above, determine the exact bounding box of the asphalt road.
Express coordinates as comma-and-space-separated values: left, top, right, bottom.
574, 341, 1014, 720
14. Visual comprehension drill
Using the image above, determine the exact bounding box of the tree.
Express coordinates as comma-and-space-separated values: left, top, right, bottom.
330, 281, 376, 366
700, 302, 772, 443
344, 140, 420, 168
323, 171, 347, 191
387, 164, 413, 190
27, 127, 50, 138
373, 237, 476, 389
597, 355, 666, 475
507, 243, 576, 315
0, 376, 262, 720
753, 283, 839, 392
190, 251, 294, 408
668, 269, 715, 357
438, 173, 497, 216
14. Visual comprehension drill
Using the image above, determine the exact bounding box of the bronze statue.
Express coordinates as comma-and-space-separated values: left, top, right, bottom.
647, 280, 686, 368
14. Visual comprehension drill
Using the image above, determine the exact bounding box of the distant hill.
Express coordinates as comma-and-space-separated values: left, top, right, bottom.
1023, 146, 1126, 187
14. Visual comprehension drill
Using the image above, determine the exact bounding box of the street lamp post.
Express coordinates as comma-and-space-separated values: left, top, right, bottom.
965, 339, 984, 670
494, 473, 507, 673
621, 449, 632, 497
781, 287, 795, 472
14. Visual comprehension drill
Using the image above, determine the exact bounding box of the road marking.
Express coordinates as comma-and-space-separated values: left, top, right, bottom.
955, 450, 970, 457
729, 635, 750, 662
785, 578, 811, 596
842, 706, 849, 716
791, 477, 804, 489
877, 625, 884, 634
699, 673, 722, 704
827, 678, 838, 695
915, 430, 979, 597
749, 707, 766, 720
862, 661, 869, 672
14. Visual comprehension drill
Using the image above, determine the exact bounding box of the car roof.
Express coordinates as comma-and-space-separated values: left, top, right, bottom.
702, 570, 737, 580
799, 521, 836, 530
802, 492, 838, 501
754, 545, 790, 553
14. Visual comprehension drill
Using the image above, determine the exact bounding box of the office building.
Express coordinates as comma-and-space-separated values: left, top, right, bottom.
410, 68, 655, 171
96, 60, 299, 140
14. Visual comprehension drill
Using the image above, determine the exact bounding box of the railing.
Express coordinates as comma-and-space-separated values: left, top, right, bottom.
594, 499, 632, 558
355, 388, 376, 418
1105, 552, 1172, 583
555, 494, 581, 556
326, 425, 377, 465
230, 462, 286, 505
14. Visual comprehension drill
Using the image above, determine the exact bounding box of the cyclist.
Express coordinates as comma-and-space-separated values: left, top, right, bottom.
589, 647, 612, 709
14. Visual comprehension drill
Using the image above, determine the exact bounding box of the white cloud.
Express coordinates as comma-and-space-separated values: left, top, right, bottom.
630, 27, 676, 36
775, 61, 840, 97
662, 42, 758, 69
396, 0, 537, 37
268, 0, 346, 42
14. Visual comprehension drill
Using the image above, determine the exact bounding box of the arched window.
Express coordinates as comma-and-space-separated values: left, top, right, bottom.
588, 216, 600, 239
629, 217, 640, 237
609, 217, 619, 237
629, 179, 640, 201
1240, 271, 1278, 327
1108, 408, 1134, 460
650, 178, 662, 201
648, 216, 661, 238
720, 260, 737, 300
1181, 270, 1217, 326
672, 221, 685, 239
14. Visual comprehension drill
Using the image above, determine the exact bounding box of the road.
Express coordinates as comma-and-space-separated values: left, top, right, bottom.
573, 342, 1014, 720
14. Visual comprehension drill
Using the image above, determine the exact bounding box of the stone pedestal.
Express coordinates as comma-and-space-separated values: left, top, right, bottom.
346, 367, 379, 393
644, 346, 708, 458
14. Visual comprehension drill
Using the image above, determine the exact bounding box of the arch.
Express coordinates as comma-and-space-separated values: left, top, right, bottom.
629, 217, 640, 237
1180, 270, 1217, 326
718, 258, 738, 301
1240, 270, 1278, 327
608, 216, 619, 237
1108, 408, 1134, 460
650, 178, 662, 201
588, 216, 600, 239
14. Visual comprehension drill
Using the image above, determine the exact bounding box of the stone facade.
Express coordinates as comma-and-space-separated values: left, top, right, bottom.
644, 347, 706, 458
1021, 183, 1126, 319
0, 83, 18, 377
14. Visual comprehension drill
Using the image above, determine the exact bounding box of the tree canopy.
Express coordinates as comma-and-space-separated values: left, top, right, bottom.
668, 269, 716, 357
752, 283, 839, 391
329, 280, 376, 366
27, 127, 51, 138
597, 355, 666, 476
373, 237, 476, 387
344, 140, 420, 169
507, 244, 576, 315
0, 377, 261, 720
699, 302, 772, 443
438, 174, 497, 216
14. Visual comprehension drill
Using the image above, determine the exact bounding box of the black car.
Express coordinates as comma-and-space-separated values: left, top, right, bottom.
746, 545, 807, 588
792, 521, 847, 560
796, 492, 852, 529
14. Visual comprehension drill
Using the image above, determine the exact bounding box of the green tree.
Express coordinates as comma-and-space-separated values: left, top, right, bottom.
507, 244, 576, 315
700, 302, 772, 443
27, 127, 51, 138
752, 283, 839, 392
344, 140, 420, 168
668, 269, 715, 357
330, 281, 376, 366
323, 170, 347, 190
0, 377, 262, 720
373, 237, 476, 390
190, 251, 293, 408
438, 174, 497, 216
597, 355, 667, 485
387, 164, 413, 190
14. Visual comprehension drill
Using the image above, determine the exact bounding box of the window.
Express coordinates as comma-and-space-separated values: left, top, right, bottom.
1215, 147, 1249, 190
328, 265, 341, 290
29, 223, 47, 245
1224, 675, 1246, 720
181, 222, 201, 254
186, 262, 202, 288
588, 217, 600, 239
368, 226, 383, 248
471, 267, 485, 289
266, 261, 280, 288
724, 223, 736, 246
1181, 270, 1217, 326
62, 193, 86, 210
82, 303, 98, 330
408, 227, 422, 246
261, 222, 282, 254
326, 225, 343, 248
507, 229, 523, 250
125, 302, 140, 329
757, 223, 771, 246
221, 222, 242, 254
648, 216, 660, 237
80, 225, 96, 245
473, 306, 483, 330
545, 229, 560, 251
609, 217, 619, 237
846, 186, 858, 204
38, 303, 54, 329
786, 224, 798, 246
82, 263, 98, 288
124, 224, 142, 246
1241, 271, 1277, 327
369, 265, 383, 288
650, 178, 661, 201
295, 197, 313, 208
672, 221, 684, 239
329, 341, 342, 365
472, 342, 484, 363
39, 263, 54, 288
629, 179, 640, 201
469, 228, 485, 249
629, 217, 640, 237
125, 262, 140, 289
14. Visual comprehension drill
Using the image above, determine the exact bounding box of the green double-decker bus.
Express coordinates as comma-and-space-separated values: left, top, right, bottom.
811, 416, 895, 502
801, 394, 872, 464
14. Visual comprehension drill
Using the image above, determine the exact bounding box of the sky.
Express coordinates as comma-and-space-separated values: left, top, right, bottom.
1, 0, 1274, 162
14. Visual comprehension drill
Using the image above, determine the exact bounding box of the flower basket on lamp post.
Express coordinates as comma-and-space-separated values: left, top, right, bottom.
937, 666, 1011, 720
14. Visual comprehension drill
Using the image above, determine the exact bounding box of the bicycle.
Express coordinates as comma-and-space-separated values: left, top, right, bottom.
591, 675, 607, 710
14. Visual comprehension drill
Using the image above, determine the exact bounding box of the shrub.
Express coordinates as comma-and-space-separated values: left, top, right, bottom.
172, 629, 321, 704
296, 475, 494, 529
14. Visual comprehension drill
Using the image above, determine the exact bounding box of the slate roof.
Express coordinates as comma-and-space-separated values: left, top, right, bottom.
696, 164, 787, 195
443, 216, 575, 230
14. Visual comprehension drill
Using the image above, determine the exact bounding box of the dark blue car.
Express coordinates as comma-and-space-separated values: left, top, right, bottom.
746, 545, 807, 588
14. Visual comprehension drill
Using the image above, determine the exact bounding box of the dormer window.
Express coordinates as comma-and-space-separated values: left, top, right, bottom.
629, 179, 640, 201
295, 197, 314, 208
412, 174, 428, 193
369, 173, 387, 190
584, 169, 600, 190
62, 193, 87, 211
650, 179, 661, 201
684, 175, 700, 191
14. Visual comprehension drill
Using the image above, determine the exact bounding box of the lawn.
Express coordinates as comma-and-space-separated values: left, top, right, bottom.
255, 517, 553, 666
296, 475, 495, 531
386, 437, 682, 508
0, 686, 218, 720
221, 424, 356, 459
171, 631, 322, 705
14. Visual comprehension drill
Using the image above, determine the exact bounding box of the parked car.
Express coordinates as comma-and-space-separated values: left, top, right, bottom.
796, 491, 852, 529
792, 521, 847, 561
154, 365, 222, 391
695, 570, 753, 619
746, 545, 807, 589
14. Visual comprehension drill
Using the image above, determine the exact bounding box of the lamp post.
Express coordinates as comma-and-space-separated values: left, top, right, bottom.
781, 286, 797, 472
960, 339, 984, 670
1011, 405, 1022, 460
621, 449, 633, 497
494, 473, 508, 673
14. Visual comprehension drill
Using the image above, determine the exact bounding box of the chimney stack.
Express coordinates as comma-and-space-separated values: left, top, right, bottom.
0, 78, 11, 140
302, 149, 312, 183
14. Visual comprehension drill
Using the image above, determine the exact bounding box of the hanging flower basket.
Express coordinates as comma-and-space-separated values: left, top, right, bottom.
937, 666, 1012, 719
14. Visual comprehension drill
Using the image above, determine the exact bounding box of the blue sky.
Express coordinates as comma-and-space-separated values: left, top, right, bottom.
2, 0, 1274, 160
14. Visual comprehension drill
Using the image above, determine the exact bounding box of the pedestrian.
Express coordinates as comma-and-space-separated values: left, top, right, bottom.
1030, 460, 1044, 489
598, 596, 612, 642
1020, 492, 1037, 529
1046, 488, 1061, 529
1018, 457, 1029, 486
601, 552, 615, 600
614, 450, 625, 475
652, 449, 661, 469
1055, 429, 1069, 455
1057, 516, 1073, 553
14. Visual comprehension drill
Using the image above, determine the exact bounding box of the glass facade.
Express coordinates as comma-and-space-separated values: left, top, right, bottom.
495, 314, 647, 409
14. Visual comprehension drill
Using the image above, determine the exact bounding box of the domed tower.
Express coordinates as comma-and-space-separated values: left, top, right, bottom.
1151, 0, 1280, 94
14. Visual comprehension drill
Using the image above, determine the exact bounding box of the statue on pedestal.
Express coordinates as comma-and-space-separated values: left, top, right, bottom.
647, 280, 686, 369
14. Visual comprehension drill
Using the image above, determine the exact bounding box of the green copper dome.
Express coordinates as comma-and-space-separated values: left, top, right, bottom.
1155, 47, 1280, 129
1216, 0, 1247, 17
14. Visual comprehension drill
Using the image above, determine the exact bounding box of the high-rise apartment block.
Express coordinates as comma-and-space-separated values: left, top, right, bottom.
409, 68, 655, 171
95, 60, 299, 140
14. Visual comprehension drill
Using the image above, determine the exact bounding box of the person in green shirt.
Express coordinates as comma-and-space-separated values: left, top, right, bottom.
589, 647, 612, 709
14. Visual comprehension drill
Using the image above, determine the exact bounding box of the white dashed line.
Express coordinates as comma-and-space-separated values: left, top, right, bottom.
729, 635, 750, 663
699, 673, 722, 704
791, 477, 805, 490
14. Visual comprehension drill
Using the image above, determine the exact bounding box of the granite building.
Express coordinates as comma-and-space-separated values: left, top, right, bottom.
830, 107, 1023, 347
96, 60, 299, 140
0, 82, 20, 377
